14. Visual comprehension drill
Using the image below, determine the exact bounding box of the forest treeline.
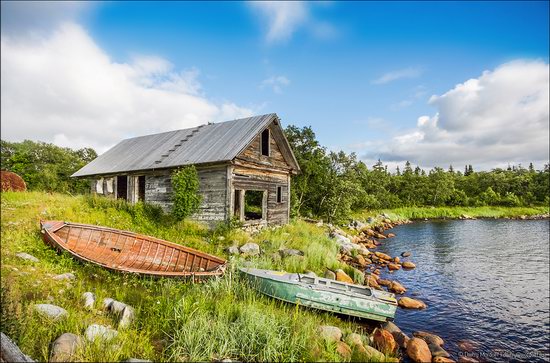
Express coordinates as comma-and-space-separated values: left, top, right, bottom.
1, 131, 549, 223
284, 126, 549, 222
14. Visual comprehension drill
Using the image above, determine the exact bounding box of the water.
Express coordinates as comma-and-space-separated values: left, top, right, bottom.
375, 219, 550, 362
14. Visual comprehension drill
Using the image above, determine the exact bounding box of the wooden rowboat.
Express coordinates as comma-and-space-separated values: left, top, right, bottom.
40, 220, 226, 277
240, 268, 397, 322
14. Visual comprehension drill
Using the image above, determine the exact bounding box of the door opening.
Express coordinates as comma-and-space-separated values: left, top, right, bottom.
244, 190, 264, 221
138, 175, 145, 202
116, 175, 127, 200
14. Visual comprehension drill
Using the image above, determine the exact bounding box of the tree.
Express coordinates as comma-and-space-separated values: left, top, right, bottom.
171, 166, 202, 221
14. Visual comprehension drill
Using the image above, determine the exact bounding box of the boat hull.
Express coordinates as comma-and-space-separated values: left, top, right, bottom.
240, 268, 397, 322
40, 220, 226, 277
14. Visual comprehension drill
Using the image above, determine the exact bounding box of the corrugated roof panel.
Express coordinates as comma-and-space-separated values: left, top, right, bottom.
72, 113, 277, 177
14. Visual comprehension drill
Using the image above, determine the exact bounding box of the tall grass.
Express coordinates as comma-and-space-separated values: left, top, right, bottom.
1, 191, 377, 362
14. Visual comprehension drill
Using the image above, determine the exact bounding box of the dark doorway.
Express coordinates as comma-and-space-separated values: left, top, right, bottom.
244, 190, 264, 221
116, 175, 127, 200
138, 175, 146, 201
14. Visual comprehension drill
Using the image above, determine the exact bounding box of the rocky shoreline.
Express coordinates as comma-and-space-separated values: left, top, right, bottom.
316, 214, 484, 363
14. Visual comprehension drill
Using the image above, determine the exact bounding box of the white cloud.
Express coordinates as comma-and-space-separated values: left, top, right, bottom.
249, 1, 336, 43
372, 67, 422, 85
260, 75, 290, 94
363, 60, 550, 170
0, 23, 254, 153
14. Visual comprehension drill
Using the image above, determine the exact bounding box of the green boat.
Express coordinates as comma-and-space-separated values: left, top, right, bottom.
240, 268, 397, 322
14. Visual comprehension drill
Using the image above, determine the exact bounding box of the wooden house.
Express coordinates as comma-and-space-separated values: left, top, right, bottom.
72, 113, 300, 227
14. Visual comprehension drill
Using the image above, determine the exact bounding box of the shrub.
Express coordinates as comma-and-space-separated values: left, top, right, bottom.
171, 166, 202, 221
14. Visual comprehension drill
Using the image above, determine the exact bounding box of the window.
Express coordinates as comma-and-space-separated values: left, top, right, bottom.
261, 129, 270, 156
277, 186, 282, 203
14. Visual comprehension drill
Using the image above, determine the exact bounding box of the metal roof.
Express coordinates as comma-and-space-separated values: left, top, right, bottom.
72, 113, 280, 177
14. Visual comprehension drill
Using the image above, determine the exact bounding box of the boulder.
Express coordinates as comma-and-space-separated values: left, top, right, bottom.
393, 256, 400, 264
389, 281, 406, 294
279, 248, 304, 258
382, 322, 410, 349
386, 233, 396, 238
103, 298, 114, 310
333, 234, 352, 245
402, 261, 416, 269
388, 263, 401, 271
335, 269, 354, 284
225, 246, 240, 255
413, 331, 444, 346
109, 300, 128, 314
398, 297, 427, 309
375, 252, 391, 260
318, 325, 342, 343
365, 275, 380, 289
457, 339, 478, 352
239, 243, 260, 256
344, 333, 363, 347
84, 324, 118, 342
427, 341, 451, 358
406, 338, 432, 363
378, 279, 392, 287
50, 333, 81, 362
34, 304, 68, 321
360, 345, 386, 362
324, 270, 336, 280
16, 252, 39, 262
373, 329, 397, 353
119, 306, 135, 328
433, 356, 456, 363
354, 254, 368, 267
53, 273, 75, 281
401, 252, 412, 257
373, 268, 381, 275
336, 341, 352, 359
82, 292, 95, 310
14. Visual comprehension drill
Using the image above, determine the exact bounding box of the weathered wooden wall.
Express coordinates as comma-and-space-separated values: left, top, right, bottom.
90, 177, 116, 198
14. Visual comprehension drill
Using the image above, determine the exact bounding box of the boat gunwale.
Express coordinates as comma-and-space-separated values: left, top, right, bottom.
240, 268, 398, 306
41, 220, 226, 277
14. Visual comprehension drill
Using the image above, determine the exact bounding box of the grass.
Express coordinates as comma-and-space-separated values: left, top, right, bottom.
352, 205, 549, 222
1, 191, 391, 362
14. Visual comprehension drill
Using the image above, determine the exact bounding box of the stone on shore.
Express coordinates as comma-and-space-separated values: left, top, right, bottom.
375, 252, 391, 260
386, 233, 396, 238
335, 269, 354, 283
119, 306, 135, 328
225, 246, 240, 255
318, 325, 342, 343
401, 251, 412, 257
50, 333, 81, 362
413, 331, 444, 346
406, 338, 432, 363
336, 341, 352, 359
398, 297, 427, 309
82, 292, 95, 310
382, 322, 410, 349
53, 272, 76, 281
345, 333, 363, 347
16, 252, 39, 262
359, 345, 386, 362
373, 329, 397, 353
365, 275, 380, 289
433, 357, 456, 363
324, 270, 336, 280
239, 242, 260, 256
427, 341, 451, 358
393, 256, 400, 264
279, 248, 304, 258
34, 304, 68, 321
354, 254, 368, 267
378, 279, 392, 287
402, 261, 416, 269
84, 324, 118, 342
388, 263, 401, 271
389, 281, 407, 294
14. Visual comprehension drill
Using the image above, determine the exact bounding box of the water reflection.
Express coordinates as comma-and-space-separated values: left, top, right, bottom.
375, 220, 549, 361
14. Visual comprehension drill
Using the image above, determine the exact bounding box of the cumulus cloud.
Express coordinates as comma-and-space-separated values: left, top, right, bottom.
1, 23, 254, 152
372, 67, 422, 85
363, 60, 550, 170
260, 75, 290, 93
249, 1, 336, 43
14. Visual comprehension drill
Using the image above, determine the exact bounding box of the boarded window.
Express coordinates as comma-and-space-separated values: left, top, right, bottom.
261, 129, 270, 156
277, 186, 282, 203
96, 178, 104, 194
106, 178, 114, 193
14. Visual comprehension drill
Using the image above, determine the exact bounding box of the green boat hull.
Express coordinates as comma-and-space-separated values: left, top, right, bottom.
240, 268, 397, 322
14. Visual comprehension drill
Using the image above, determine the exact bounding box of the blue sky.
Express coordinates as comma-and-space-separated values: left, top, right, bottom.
1, 1, 549, 169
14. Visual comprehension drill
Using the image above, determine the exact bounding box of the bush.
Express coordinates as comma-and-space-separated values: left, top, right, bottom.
171, 166, 202, 221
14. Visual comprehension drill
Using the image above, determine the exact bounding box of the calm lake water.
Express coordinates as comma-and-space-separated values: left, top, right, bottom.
376, 219, 550, 362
